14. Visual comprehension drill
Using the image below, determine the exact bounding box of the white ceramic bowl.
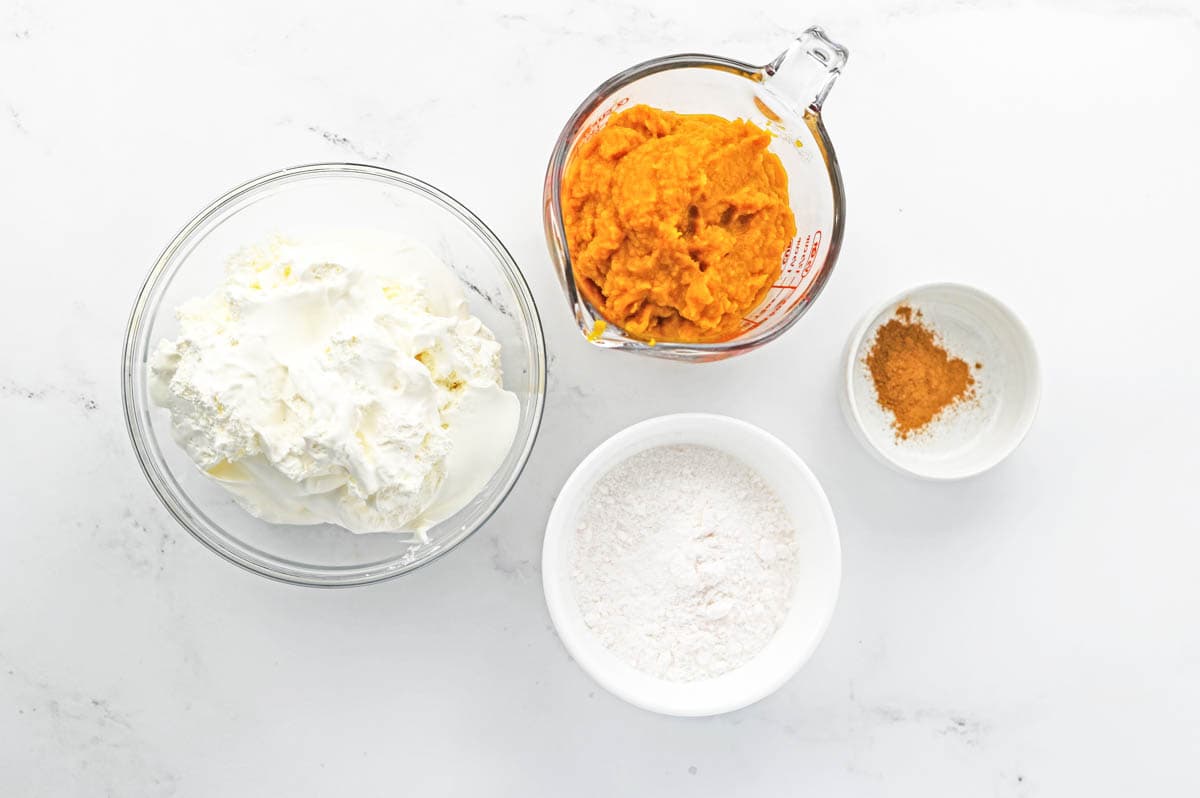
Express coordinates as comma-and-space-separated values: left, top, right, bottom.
541, 414, 841, 717
841, 283, 1041, 480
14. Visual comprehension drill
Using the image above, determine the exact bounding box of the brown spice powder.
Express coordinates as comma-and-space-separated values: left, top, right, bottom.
866, 305, 976, 439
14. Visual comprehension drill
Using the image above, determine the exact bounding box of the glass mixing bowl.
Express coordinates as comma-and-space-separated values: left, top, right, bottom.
544, 27, 849, 362
122, 164, 546, 587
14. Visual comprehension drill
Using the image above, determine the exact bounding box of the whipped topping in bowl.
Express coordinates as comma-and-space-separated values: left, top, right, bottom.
149, 230, 520, 536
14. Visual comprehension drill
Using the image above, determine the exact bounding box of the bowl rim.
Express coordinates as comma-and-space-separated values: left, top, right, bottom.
541, 412, 842, 716
541, 53, 846, 361
841, 281, 1042, 480
121, 162, 547, 587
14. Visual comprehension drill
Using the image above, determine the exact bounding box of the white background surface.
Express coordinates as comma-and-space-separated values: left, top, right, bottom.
2, 0, 1198, 794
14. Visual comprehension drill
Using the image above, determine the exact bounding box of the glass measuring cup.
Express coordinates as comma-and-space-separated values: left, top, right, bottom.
544, 27, 848, 362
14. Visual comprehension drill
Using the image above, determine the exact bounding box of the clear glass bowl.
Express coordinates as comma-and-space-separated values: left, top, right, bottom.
543, 27, 848, 362
122, 164, 546, 587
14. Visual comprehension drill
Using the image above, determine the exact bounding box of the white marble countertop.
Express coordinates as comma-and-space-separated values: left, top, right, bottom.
3, 0, 1198, 794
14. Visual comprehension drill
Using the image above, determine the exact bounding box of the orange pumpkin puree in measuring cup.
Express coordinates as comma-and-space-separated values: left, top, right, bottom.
562, 104, 796, 343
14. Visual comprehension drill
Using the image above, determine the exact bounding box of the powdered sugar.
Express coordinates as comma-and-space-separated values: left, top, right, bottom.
570, 444, 798, 682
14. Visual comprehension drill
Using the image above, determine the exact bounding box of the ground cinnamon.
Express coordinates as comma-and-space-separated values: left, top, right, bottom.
866, 305, 976, 439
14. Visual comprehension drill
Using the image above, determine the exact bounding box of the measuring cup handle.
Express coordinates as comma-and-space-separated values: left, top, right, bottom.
762, 27, 849, 114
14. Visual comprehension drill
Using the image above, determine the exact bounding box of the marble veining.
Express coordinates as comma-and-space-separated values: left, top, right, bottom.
303, 123, 394, 163
3, 653, 178, 795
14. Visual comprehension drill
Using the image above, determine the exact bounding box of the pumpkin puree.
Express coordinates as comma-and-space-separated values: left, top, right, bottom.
563, 104, 796, 343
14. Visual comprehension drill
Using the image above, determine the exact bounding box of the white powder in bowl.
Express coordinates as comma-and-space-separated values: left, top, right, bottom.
570, 444, 798, 682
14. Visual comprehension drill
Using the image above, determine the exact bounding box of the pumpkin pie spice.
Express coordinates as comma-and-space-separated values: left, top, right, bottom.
866, 305, 977, 439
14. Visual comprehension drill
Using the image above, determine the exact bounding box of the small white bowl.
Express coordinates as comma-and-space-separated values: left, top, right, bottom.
841, 283, 1041, 480
542, 414, 841, 717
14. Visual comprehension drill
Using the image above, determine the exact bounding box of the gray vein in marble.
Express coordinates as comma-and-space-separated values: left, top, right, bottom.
544, 352, 592, 403
93, 509, 177, 579
459, 274, 513, 318
0, 371, 185, 584
2, 654, 178, 795
489, 2, 672, 48
306, 124, 393, 163
489, 533, 536, 581
0, 378, 96, 412
867, 704, 990, 747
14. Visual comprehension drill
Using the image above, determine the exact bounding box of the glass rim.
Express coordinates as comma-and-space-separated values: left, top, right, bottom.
544, 53, 847, 358
121, 162, 547, 587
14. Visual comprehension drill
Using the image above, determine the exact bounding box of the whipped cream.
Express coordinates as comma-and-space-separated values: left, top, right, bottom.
150, 231, 520, 535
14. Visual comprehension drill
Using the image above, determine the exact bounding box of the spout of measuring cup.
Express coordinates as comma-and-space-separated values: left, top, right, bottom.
761, 27, 848, 115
